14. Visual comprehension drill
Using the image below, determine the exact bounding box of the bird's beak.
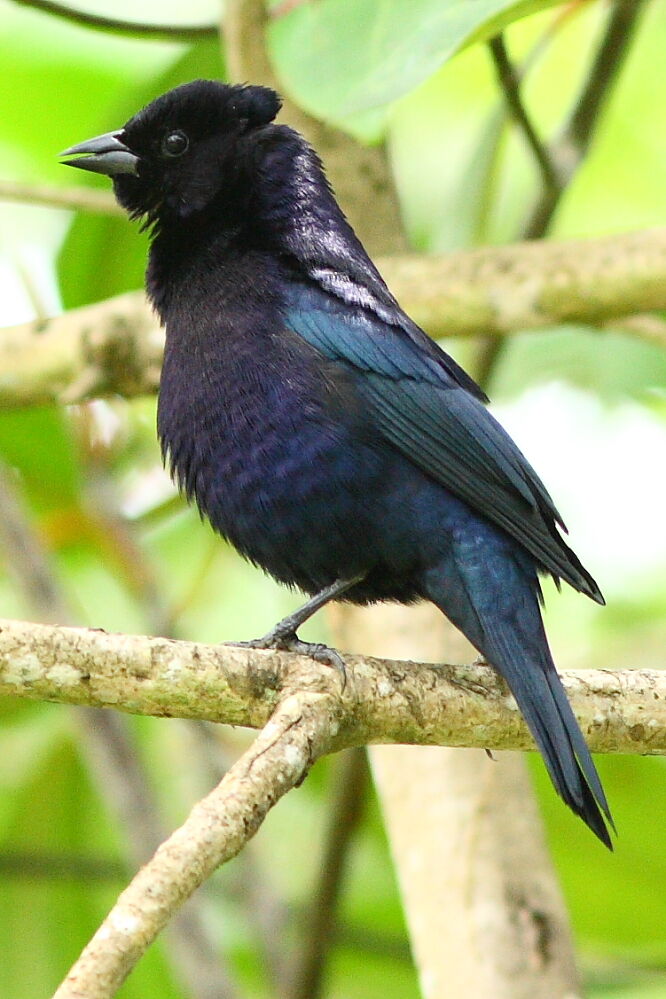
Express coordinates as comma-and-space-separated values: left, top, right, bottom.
59, 130, 139, 177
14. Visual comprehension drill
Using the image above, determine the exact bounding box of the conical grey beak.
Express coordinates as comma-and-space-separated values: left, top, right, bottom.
59, 130, 139, 176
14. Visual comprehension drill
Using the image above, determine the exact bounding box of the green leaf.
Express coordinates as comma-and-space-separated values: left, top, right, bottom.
488, 326, 666, 402
268, 0, 559, 124
0, 408, 80, 512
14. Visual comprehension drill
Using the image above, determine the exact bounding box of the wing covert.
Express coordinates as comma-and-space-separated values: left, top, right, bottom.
283, 283, 603, 602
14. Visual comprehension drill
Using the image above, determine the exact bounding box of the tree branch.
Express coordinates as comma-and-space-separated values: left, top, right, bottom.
0, 617, 663, 756
524, 0, 648, 240
53, 690, 337, 999
0, 290, 164, 409
487, 33, 561, 194
7, 0, 217, 40
0, 180, 121, 216
1, 226, 665, 409
5, 609, 656, 997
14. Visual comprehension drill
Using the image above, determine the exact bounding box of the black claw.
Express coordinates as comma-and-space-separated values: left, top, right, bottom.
224, 632, 347, 688
288, 639, 347, 688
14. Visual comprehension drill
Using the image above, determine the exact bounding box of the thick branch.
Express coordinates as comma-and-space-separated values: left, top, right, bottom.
1, 227, 665, 409
0, 618, 663, 756
0, 290, 164, 409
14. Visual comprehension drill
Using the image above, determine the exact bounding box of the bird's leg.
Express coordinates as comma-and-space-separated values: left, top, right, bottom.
226, 574, 365, 679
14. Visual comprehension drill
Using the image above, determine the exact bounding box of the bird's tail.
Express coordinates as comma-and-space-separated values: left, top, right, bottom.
481, 611, 614, 848
428, 556, 614, 847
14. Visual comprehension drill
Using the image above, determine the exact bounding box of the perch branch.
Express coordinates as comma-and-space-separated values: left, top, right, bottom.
0, 618, 664, 756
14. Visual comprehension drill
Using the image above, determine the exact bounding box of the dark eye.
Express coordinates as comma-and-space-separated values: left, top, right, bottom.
162, 130, 189, 157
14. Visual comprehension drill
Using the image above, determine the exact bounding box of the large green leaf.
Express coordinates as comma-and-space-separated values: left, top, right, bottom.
268, 0, 559, 124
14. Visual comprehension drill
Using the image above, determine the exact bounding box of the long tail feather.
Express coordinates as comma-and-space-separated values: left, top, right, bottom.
426, 523, 613, 846
482, 614, 613, 848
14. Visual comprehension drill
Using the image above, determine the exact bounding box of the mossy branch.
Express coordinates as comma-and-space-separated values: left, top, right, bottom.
1, 618, 663, 757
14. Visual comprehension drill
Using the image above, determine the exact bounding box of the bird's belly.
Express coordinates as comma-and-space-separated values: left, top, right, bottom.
158, 370, 393, 593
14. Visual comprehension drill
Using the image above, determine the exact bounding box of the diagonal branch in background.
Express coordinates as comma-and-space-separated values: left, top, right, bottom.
0, 179, 121, 216
487, 33, 560, 195
287, 747, 369, 999
476, 0, 648, 385
524, 0, 649, 240
53, 690, 338, 999
1, 618, 664, 756
1, 226, 665, 410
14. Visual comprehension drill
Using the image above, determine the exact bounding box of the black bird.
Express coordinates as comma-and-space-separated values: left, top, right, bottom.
61, 79, 613, 846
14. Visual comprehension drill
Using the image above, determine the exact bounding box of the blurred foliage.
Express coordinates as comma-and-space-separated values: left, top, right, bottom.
268, 0, 562, 127
0, 1, 665, 997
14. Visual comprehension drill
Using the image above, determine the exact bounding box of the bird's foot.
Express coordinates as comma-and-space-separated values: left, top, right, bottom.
225, 629, 347, 687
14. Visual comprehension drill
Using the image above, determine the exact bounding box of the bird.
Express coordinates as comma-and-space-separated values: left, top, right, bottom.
60, 79, 613, 847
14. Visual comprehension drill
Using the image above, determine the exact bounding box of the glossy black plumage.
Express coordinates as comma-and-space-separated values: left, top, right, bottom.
61, 79, 612, 846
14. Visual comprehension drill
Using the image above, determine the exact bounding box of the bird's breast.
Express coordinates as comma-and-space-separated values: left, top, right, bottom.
156, 315, 389, 591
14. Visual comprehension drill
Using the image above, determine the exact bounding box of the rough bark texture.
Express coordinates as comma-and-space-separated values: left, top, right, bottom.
0, 617, 663, 754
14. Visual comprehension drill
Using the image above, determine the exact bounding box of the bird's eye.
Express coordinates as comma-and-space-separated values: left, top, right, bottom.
162, 131, 189, 158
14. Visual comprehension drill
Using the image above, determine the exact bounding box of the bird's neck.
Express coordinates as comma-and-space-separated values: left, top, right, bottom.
145, 208, 239, 322
145, 125, 386, 322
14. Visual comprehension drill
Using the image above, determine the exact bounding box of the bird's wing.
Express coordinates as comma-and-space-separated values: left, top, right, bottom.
283, 282, 603, 603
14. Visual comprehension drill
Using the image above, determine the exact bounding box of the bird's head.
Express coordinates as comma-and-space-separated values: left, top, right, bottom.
60, 80, 282, 226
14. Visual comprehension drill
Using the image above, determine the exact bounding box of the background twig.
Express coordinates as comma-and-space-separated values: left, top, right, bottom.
288, 748, 369, 999
52, 692, 339, 999
7, 0, 217, 39
477, 0, 648, 389
0, 180, 121, 216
